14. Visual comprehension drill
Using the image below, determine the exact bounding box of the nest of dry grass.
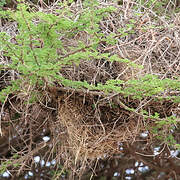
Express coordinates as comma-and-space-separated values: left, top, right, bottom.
57, 93, 143, 160
55, 91, 179, 164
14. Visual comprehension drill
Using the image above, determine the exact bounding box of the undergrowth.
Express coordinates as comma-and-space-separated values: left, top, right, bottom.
0, 0, 180, 178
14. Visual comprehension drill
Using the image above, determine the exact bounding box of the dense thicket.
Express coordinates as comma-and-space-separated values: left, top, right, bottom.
0, 0, 180, 179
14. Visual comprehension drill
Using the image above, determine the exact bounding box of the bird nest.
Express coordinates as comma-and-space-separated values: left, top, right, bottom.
57, 92, 145, 161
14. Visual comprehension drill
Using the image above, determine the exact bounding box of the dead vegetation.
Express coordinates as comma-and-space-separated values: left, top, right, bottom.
0, 0, 180, 179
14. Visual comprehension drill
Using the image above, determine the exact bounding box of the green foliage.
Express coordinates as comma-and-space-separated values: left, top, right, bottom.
151, 115, 178, 146
92, 75, 180, 102
123, 75, 180, 99
135, 0, 179, 14
0, 0, 6, 8
0, 160, 11, 174
0, 1, 118, 101
0, 1, 137, 101
0, 154, 20, 174
50, 164, 70, 180
175, 144, 180, 150
118, 19, 136, 37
